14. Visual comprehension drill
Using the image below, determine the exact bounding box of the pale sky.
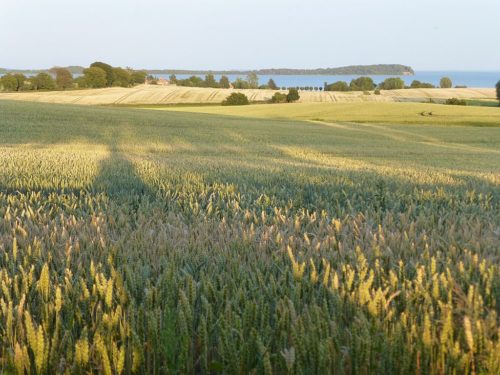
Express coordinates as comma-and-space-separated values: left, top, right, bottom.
1, 0, 499, 71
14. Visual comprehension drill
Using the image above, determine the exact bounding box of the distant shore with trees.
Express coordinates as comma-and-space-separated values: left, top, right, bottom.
0, 64, 414, 77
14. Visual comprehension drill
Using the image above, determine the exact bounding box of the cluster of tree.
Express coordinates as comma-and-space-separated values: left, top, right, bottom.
324, 77, 377, 92
171, 72, 282, 91
0, 62, 147, 92
75, 62, 147, 89
144, 64, 415, 76
324, 76, 456, 92
497, 80, 500, 105
410, 80, 435, 88
445, 98, 467, 106
270, 88, 300, 103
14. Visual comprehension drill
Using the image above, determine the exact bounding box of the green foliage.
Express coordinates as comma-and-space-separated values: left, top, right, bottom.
112, 68, 132, 87
440, 77, 452, 88
374, 89, 381, 95
286, 88, 300, 102
131, 71, 147, 85
379, 77, 405, 90
0, 74, 18, 91
169, 74, 178, 84
270, 92, 287, 103
325, 81, 350, 92
90, 61, 114, 86
222, 92, 250, 105
219, 75, 230, 89
83, 67, 107, 88
445, 97, 467, 106
177, 76, 205, 87
410, 80, 435, 89
74, 76, 88, 89
246, 72, 259, 89
31, 73, 56, 90
496, 80, 500, 103
350, 76, 375, 91
267, 78, 278, 90
204, 74, 219, 88
53, 68, 73, 90
232, 78, 250, 89
0, 101, 498, 374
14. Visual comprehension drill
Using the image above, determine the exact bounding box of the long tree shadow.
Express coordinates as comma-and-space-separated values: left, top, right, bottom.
91, 145, 154, 203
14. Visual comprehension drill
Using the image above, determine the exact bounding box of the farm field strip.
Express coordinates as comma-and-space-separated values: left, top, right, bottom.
0, 85, 495, 106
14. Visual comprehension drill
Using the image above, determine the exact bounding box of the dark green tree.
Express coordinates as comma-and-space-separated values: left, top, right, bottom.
350, 77, 375, 91
169, 74, 177, 84
440, 77, 452, 88
270, 92, 287, 103
219, 75, 230, 88
496, 80, 500, 105
53, 68, 73, 89
90, 61, 114, 86
379, 78, 405, 90
205, 74, 218, 88
112, 68, 131, 87
32, 73, 56, 90
83, 67, 107, 88
0, 74, 18, 91
222, 92, 250, 105
232, 78, 250, 89
286, 88, 300, 102
131, 71, 147, 85
325, 81, 350, 92
267, 79, 278, 90
13, 74, 27, 91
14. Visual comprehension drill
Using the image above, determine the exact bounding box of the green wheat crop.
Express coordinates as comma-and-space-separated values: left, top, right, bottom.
0, 100, 499, 374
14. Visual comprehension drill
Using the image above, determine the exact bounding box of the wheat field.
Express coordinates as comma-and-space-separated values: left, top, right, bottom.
0, 84, 495, 106
0, 100, 499, 374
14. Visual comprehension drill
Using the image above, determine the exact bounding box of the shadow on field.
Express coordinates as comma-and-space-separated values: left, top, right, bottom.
91, 145, 154, 202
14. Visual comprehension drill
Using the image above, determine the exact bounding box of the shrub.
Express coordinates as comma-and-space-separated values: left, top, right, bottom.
169, 74, 178, 84
83, 67, 107, 88
379, 78, 405, 90
374, 89, 381, 95
222, 92, 250, 106
31, 73, 56, 90
445, 98, 466, 106
350, 77, 375, 91
286, 88, 300, 102
440, 77, 452, 88
270, 92, 287, 103
455, 85, 467, 89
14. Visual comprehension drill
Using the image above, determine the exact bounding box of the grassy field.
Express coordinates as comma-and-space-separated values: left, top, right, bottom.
0, 84, 495, 106
148, 101, 500, 127
0, 100, 499, 374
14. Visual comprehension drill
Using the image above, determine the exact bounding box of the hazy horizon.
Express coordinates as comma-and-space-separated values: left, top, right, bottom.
2, 0, 499, 71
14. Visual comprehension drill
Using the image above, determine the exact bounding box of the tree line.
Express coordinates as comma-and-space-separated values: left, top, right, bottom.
0, 62, 148, 92
324, 76, 457, 92
167, 72, 281, 90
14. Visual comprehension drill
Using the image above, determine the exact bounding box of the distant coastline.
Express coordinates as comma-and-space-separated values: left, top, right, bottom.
0, 64, 414, 76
